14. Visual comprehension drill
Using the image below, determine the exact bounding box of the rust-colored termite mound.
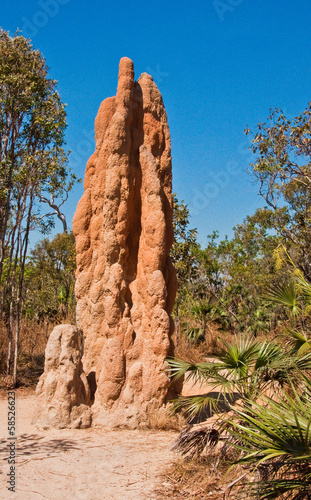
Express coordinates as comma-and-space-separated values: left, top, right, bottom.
55, 57, 177, 428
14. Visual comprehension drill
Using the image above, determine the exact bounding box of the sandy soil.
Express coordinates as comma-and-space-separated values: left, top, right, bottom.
0, 390, 180, 500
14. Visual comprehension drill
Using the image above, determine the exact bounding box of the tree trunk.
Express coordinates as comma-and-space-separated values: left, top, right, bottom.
6, 302, 13, 375
12, 302, 20, 387
12, 196, 32, 387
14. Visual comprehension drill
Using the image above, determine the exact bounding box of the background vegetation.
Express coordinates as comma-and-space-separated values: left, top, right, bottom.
0, 31, 78, 385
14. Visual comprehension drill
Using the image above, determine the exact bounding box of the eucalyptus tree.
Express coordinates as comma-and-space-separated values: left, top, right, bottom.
0, 31, 77, 383
246, 104, 311, 280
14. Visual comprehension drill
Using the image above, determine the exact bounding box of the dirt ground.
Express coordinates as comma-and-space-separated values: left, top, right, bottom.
0, 389, 180, 500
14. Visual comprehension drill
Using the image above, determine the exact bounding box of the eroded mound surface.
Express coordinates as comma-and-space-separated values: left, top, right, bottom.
73, 57, 179, 428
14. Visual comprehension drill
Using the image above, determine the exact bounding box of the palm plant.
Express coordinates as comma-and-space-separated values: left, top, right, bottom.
170, 264, 311, 497
226, 377, 311, 499
244, 307, 271, 337
265, 268, 311, 322
168, 333, 311, 472
168, 335, 295, 421
265, 281, 302, 319
285, 328, 311, 356
186, 327, 206, 344
265, 273, 311, 357
189, 301, 213, 341
169, 336, 311, 417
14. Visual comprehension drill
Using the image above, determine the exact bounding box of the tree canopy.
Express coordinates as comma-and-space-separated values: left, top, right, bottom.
0, 31, 77, 383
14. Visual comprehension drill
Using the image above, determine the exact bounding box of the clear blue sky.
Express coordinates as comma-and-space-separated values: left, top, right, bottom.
2, 0, 311, 245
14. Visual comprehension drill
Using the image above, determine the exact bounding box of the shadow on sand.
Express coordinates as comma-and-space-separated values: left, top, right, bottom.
0, 433, 82, 460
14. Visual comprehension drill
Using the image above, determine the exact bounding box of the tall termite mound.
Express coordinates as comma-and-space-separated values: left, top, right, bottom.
72, 57, 179, 428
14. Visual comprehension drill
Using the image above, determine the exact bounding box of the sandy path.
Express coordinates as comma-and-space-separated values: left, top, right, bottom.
0, 392, 178, 500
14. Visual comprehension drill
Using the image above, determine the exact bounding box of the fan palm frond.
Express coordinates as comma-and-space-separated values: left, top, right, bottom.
254, 341, 283, 370
170, 394, 219, 420
226, 382, 311, 498
295, 274, 311, 309
218, 337, 260, 379
264, 281, 302, 317
293, 351, 311, 371
285, 328, 311, 356
244, 474, 311, 500
167, 357, 215, 383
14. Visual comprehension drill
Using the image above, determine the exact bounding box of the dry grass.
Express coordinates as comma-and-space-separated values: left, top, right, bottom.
173, 321, 278, 365
148, 405, 186, 431
155, 450, 246, 499
173, 323, 236, 363
0, 318, 65, 388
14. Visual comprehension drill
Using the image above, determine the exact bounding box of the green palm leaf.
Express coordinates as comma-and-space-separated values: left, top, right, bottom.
294, 352, 311, 371
254, 340, 283, 370
166, 357, 215, 383
295, 274, 311, 309
285, 328, 311, 356
227, 383, 311, 498
218, 336, 260, 376
170, 394, 218, 420
264, 281, 302, 317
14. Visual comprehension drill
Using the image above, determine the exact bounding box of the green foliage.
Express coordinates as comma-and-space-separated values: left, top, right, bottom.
265, 281, 301, 318
171, 195, 291, 347
168, 335, 298, 420
246, 104, 311, 207
180, 102, 311, 339
185, 327, 206, 344
0, 31, 78, 382
0, 30, 76, 236
24, 231, 76, 322
246, 104, 311, 280
227, 380, 311, 498
264, 266, 311, 355
169, 332, 311, 497
171, 194, 199, 303
286, 329, 311, 356
193, 219, 283, 335
170, 256, 311, 498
